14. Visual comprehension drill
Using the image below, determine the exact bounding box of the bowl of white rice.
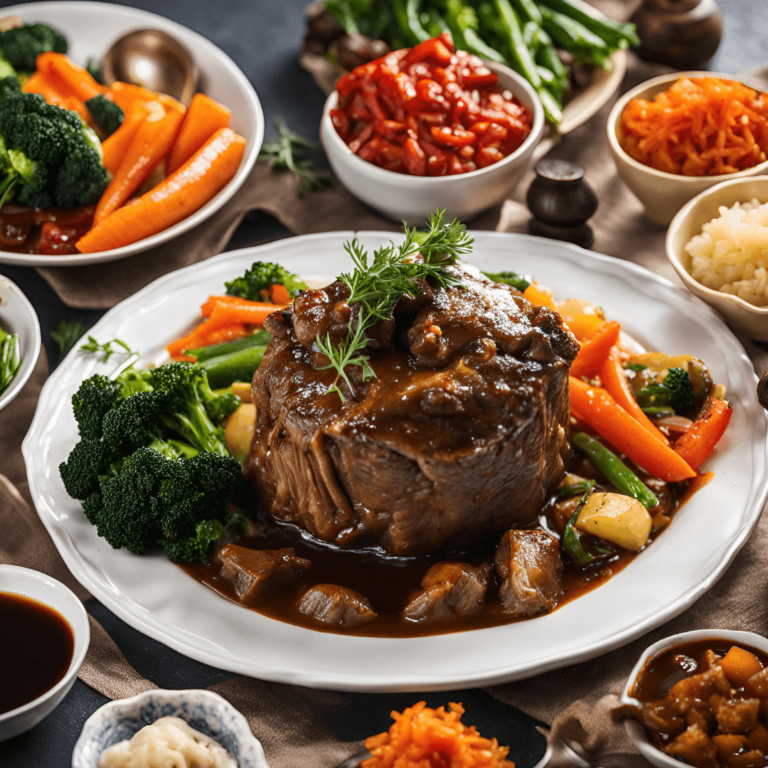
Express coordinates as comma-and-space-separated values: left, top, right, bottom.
667, 176, 768, 340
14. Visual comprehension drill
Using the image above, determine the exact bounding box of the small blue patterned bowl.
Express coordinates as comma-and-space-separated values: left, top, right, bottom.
71, 689, 269, 768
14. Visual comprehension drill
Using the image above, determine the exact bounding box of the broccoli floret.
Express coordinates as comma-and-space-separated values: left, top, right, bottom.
85, 94, 123, 137
225, 261, 308, 301
0, 24, 67, 72
0, 54, 16, 81
151, 362, 237, 456
0, 89, 108, 209
638, 367, 695, 414
59, 360, 243, 563
482, 270, 532, 292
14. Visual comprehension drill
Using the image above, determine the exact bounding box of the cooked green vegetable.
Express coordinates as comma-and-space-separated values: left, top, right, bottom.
0, 23, 67, 72
562, 481, 595, 566
85, 94, 124, 137
79, 336, 136, 363
0, 323, 20, 395
0, 81, 108, 209
51, 319, 85, 361
86, 57, 102, 84
225, 262, 308, 302
482, 270, 531, 291
572, 431, 659, 509
637, 367, 695, 415
59, 361, 241, 562
188, 332, 271, 389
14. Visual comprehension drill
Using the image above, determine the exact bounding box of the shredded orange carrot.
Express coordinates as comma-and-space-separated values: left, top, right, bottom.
620, 77, 768, 176
362, 702, 515, 768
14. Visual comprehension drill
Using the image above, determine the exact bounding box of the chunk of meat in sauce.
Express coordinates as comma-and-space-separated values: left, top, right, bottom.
403, 562, 492, 623
713, 697, 760, 735
666, 725, 717, 768
494, 530, 563, 617
218, 544, 310, 606
298, 584, 377, 628
669, 666, 731, 714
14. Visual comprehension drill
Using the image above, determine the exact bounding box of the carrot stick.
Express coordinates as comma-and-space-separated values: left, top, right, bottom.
35, 52, 105, 102
77, 128, 246, 253
22, 70, 90, 122
570, 321, 621, 379
204, 302, 282, 327
673, 398, 733, 470
168, 93, 230, 174
569, 377, 696, 483
522, 281, 555, 311
599, 348, 669, 445
93, 105, 185, 225
166, 309, 251, 358
270, 284, 292, 305
106, 82, 159, 113
201, 295, 282, 319
101, 100, 163, 175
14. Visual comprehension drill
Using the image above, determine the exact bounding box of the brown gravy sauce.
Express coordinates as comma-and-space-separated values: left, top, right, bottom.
0, 591, 74, 714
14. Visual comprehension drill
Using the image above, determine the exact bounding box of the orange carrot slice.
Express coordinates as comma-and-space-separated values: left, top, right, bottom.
93, 105, 185, 225
168, 93, 231, 174
569, 377, 696, 483
77, 128, 246, 253
36, 52, 105, 102
570, 321, 620, 380
106, 82, 159, 113
599, 348, 669, 445
100, 100, 163, 175
22, 70, 90, 122
200, 295, 282, 319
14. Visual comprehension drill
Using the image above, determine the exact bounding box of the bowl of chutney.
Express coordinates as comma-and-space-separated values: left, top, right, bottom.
0, 565, 89, 742
619, 629, 768, 768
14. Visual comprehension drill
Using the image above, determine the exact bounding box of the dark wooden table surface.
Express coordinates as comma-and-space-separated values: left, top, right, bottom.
0, 0, 764, 765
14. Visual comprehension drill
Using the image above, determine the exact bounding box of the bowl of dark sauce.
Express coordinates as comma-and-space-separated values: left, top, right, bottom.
619, 629, 768, 768
0, 565, 89, 742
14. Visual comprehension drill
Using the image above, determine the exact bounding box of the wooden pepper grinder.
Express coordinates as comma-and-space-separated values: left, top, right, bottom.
630, 0, 723, 70
526, 160, 598, 249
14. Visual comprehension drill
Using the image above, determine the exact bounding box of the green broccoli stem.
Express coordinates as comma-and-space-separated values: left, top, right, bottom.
162, 399, 230, 457
0, 169, 18, 209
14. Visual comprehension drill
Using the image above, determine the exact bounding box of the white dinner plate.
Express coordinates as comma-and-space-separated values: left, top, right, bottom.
0, 2, 263, 267
23, 232, 768, 692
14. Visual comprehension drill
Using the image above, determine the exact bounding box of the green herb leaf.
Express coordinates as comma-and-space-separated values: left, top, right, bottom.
482, 270, 532, 291
80, 336, 137, 363
51, 319, 85, 361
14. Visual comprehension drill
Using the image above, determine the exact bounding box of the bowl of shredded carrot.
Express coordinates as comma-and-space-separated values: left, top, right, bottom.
607, 72, 768, 225
361, 702, 515, 768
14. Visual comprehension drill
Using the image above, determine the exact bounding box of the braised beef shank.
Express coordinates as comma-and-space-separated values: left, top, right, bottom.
245, 265, 577, 556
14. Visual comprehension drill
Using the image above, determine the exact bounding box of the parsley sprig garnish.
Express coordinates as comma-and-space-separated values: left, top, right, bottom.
259, 118, 330, 197
79, 336, 137, 363
316, 210, 473, 401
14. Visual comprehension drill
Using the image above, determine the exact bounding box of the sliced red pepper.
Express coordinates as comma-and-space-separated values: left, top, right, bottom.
673, 398, 733, 470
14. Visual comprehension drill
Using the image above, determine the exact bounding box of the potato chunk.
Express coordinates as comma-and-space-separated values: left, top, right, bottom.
575, 493, 652, 551
665, 725, 717, 768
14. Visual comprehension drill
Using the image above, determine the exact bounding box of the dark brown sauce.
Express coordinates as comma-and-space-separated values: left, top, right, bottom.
631, 639, 768, 703
0, 591, 74, 714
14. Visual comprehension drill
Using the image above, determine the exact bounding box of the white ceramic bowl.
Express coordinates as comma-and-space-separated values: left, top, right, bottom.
0, 274, 41, 412
621, 629, 768, 768
72, 689, 269, 768
666, 175, 768, 341
0, 1, 264, 268
607, 72, 768, 226
0, 565, 89, 742
320, 61, 545, 225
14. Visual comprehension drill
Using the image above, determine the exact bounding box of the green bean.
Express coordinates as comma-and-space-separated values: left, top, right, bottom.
522, 20, 540, 50
535, 28, 569, 94
539, 0, 640, 48
493, 0, 541, 87
198, 346, 268, 389
562, 481, 595, 566
513, 0, 543, 26
572, 432, 659, 509
536, 64, 558, 91
0, 332, 20, 393
424, 9, 450, 38
557, 481, 593, 498
540, 7, 611, 67
462, 28, 508, 63
393, 0, 430, 46
187, 331, 271, 362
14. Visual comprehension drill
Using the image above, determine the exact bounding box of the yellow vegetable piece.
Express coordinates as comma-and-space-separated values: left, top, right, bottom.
555, 298, 606, 341
224, 403, 256, 460
230, 381, 252, 402
575, 492, 652, 552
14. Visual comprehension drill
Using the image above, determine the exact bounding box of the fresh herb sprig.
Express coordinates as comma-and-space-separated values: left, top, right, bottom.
316, 210, 473, 401
51, 319, 85, 361
259, 118, 330, 197
79, 336, 137, 363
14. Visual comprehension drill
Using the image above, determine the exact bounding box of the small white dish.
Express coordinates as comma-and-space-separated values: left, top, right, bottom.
0, 274, 41, 412
666, 175, 768, 341
620, 629, 768, 768
320, 61, 545, 225
71, 689, 269, 768
0, 565, 89, 742
607, 71, 768, 225
0, 1, 264, 268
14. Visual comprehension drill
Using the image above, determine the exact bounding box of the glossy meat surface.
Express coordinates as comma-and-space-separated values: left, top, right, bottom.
298, 583, 377, 627
403, 562, 492, 623
246, 265, 577, 556
494, 530, 563, 616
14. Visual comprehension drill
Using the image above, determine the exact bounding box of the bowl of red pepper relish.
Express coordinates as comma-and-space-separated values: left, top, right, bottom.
320, 33, 545, 224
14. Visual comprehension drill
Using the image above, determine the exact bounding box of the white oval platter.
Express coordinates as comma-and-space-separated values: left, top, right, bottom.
0, 2, 263, 267
23, 231, 768, 692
